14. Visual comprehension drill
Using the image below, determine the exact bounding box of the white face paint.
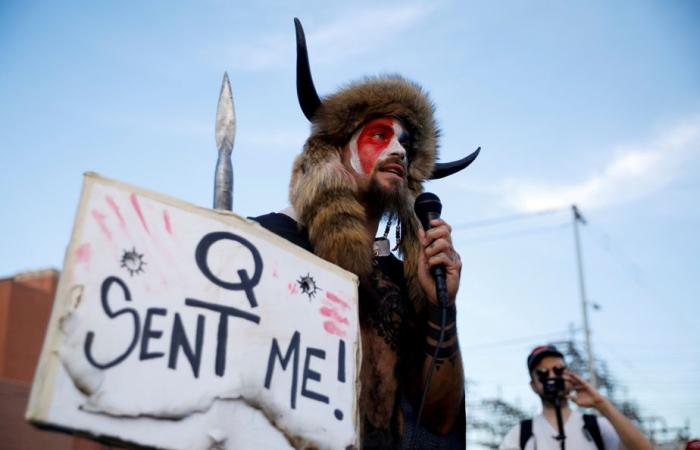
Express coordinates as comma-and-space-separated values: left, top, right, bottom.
348, 117, 408, 175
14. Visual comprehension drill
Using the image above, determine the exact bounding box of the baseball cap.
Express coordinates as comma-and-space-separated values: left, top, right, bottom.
527, 345, 564, 373
686, 439, 700, 450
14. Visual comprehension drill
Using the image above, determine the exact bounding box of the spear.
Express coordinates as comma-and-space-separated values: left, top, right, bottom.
213, 72, 236, 211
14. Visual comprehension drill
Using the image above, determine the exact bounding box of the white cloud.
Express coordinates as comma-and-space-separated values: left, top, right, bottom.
226, 3, 436, 71
502, 117, 700, 212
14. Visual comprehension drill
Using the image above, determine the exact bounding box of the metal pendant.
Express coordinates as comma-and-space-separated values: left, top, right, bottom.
373, 237, 391, 258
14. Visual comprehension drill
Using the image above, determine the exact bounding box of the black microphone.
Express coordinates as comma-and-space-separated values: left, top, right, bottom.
414, 192, 449, 307
409, 192, 451, 446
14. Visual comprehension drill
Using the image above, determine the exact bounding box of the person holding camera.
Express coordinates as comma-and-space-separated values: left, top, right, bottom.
499, 345, 652, 450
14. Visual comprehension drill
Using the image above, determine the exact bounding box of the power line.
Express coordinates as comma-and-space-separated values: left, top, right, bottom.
582, 222, 696, 331
453, 207, 568, 229
457, 222, 570, 244
584, 224, 651, 291
462, 328, 578, 351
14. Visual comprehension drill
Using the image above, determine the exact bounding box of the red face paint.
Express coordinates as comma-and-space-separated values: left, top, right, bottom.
349, 117, 408, 175
356, 118, 397, 174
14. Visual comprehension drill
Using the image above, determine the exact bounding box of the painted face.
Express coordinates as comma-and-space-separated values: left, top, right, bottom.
348, 117, 409, 175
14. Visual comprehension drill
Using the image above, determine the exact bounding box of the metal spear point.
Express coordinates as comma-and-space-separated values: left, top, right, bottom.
214, 72, 236, 211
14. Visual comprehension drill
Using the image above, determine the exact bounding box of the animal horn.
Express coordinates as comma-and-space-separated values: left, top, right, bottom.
294, 18, 322, 121
429, 147, 481, 180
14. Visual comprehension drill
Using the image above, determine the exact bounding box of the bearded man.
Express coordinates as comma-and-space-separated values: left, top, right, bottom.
253, 19, 479, 449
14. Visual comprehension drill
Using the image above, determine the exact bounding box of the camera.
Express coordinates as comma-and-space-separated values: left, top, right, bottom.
536, 366, 566, 401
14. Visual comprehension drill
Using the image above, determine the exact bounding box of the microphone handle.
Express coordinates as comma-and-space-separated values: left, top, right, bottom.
433, 266, 449, 308
424, 211, 449, 307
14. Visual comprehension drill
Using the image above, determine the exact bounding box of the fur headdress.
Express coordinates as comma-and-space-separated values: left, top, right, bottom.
289, 19, 478, 307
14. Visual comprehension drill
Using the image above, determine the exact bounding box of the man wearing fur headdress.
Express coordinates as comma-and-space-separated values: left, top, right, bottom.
254, 19, 480, 449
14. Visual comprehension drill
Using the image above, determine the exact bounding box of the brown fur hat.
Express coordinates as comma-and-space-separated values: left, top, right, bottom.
289, 75, 438, 304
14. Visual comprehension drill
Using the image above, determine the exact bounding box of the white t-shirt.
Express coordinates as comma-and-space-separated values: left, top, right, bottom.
499, 410, 623, 450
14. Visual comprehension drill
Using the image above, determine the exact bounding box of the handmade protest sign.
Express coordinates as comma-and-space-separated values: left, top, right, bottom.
27, 173, 360, 450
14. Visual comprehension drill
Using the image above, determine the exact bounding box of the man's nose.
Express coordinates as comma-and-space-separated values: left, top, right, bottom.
389, 139, 406, 161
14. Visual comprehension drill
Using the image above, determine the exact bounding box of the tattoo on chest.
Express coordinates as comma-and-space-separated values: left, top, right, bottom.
365, 270, 409, 352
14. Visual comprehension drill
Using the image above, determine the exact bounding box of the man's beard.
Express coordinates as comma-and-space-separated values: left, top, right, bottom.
366, 160, 409, 216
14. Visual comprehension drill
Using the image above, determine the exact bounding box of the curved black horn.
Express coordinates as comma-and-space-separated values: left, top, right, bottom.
294, 18, 322, 121
429, 147, 481, 180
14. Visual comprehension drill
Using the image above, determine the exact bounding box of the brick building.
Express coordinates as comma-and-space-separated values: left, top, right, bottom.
0, 269, 107, 450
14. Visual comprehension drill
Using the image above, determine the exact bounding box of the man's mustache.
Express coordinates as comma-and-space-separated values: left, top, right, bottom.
374, 156, 407, 174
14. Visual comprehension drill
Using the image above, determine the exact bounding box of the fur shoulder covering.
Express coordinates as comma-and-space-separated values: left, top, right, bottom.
289, 137, 374, 277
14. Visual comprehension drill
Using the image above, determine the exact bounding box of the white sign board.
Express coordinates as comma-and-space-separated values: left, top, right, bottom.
27, 173, 360, 450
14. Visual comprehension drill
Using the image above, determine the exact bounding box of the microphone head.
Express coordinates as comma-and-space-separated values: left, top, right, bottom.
414, 192, 442, 230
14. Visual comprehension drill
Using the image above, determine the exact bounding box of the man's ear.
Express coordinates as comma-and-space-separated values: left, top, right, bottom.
529, 379, 537, 394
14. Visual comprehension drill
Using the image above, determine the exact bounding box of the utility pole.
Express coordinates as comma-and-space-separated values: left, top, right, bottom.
572, 205, 596, 387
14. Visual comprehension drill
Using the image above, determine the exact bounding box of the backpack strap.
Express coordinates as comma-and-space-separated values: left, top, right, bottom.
519, 419, 533, 450
582, 414, 605, 450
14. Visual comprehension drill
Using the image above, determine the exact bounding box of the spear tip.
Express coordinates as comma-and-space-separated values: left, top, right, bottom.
215, 72, 236, 153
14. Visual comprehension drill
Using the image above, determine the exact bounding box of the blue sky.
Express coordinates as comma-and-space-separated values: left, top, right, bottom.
2, 0, 699, 443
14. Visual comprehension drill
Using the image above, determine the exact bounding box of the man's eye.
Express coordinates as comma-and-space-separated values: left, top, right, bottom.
372, 133, 386, 140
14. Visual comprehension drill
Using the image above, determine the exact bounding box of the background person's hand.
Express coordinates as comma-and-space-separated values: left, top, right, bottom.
565, 371, 606, 409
